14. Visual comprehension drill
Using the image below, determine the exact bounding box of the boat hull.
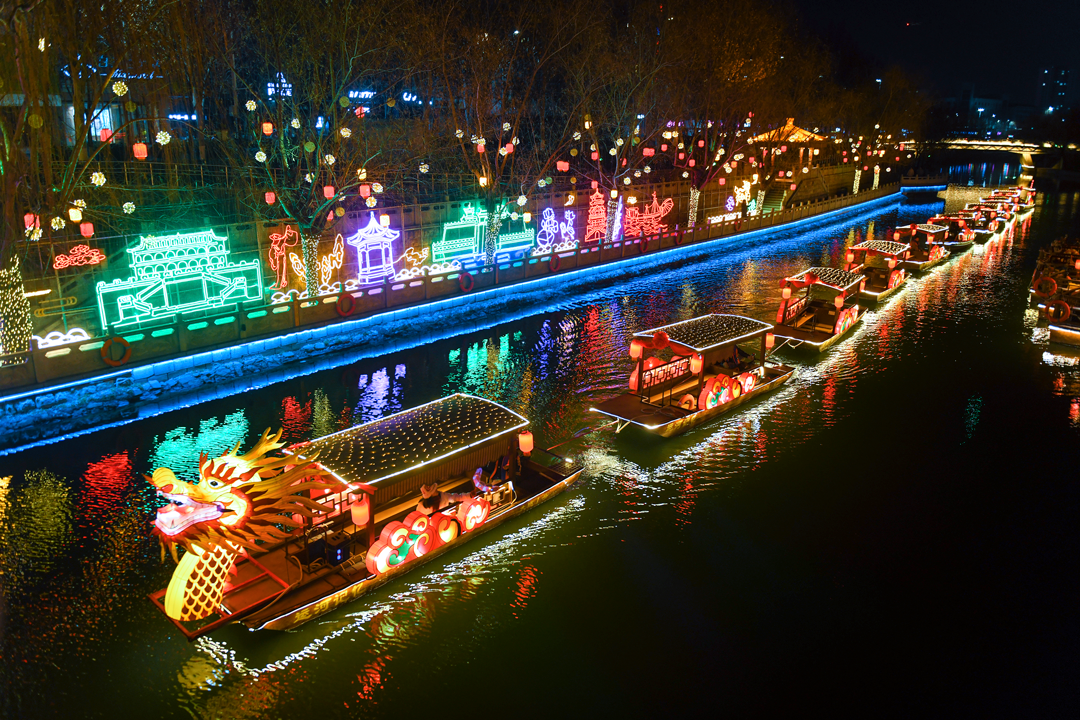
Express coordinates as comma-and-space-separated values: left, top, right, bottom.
859, 280, 904, 304
1049, 322, 1080, 348
772, 307, 866, 353
591, 365, 795, 438
246, 468, 584, 632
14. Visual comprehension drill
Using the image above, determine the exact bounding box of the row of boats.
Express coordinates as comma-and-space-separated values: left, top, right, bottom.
147, 184, 1035, 640
1030, 231, 1080, 348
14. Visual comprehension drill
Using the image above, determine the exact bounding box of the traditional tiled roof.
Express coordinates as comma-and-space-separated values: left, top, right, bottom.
636, 314, 771, 351
852, 240, 909, 255
789, 267, 865, 290
293, 394, 528, 487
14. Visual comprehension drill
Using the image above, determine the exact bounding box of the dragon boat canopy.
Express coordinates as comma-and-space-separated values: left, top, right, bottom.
293, 393, 529, 507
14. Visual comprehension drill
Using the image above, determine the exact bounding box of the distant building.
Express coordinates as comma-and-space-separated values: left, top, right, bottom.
1036, 67, 1070, 114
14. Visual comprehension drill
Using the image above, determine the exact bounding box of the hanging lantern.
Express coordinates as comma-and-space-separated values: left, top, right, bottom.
518, 430, 534, 456
359, 184, 371, 198
609, 189, 618, 199
591, 151, 599, 161
690, 354, 704, 375
23, 213, 38, 229
476, 143, 485, 153
643, 148, 655, 157
688, 159, 696, 167
846, 251, 855, 264
349, 494, 371, 527
133, 142, 148, 160
661, 144, 668, 152
523, 212, 531, 223
479, 177, 488, 187
780, 145, 787, 152
261, 121, 273, 135
68, 207, 83, 223
629, 339, 645, 360
99, 129, 113, 142
790, 183, 797, 191
834, 294, 845, 310
765, 333, 775, 350
79, 222, 94, 238
718, 178, 726, 186
264, 191, 276, 204
379, 214, 390, 228
697, 140, 705, 147
505, 142, 514, 154
887, 257, 897, 269
781, 286, 791, 300
678, 152, 685, 160
1074, 259, 1080, 272
556, 160, 570, 172
893, 232, 901, 241
323, 185, 335, 199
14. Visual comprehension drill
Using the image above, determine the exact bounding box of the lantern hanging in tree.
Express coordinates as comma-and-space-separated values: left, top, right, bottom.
261, 122, 273, 135
265, 191, 276, 205
323, 185, 335, 199
79, 222, 94, 238
133, 143, 148, 160
68, 207, 83, 223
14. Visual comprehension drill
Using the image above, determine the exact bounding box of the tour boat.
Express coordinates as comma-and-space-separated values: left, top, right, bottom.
966, 201, 1014, 227
989, 187, 1035, 212
894, 224, 951, 272
1030, 238, 1080, 346
927, 215, 975, 253
147, 394, 583, 639
843, 239, 910, 302
957, 210, 997, 244
590, 314, 795, 437
770, 267, 867, 352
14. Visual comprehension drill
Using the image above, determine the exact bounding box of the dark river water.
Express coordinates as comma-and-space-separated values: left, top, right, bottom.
2, 190, 1078, 718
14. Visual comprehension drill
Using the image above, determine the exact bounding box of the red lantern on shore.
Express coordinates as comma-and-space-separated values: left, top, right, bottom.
265, 191, 276, 205
323, 185, 335, 199
79, 222, 94, 238
518, 430, 534, 456
261, 122, 273, 135
133, 143, 148, 160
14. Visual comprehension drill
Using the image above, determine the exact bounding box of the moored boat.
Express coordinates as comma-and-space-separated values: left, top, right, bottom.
894, 224, 951, 272
1029, 238, 1080, 346
771, 267, 867, 352
590, 314, 795, 437
927, 215, 975, 253
147, 393, 583, 639
843, 239, 910, 303
958, 210, 996, 244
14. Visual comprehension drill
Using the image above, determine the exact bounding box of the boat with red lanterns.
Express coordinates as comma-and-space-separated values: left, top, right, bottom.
957, 210, 998, 244
966, 201, 1015, 227
146, 393, 583, 639
926, 215, 975, 253
590, 314, 795, 437
1029, 238, 1080, 347
988, 186, 1035, 213
770, 267, 867, 352
844, 239, 910, 302
894, 224, 951, 271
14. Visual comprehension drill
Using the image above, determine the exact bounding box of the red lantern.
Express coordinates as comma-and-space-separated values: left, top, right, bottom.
765, 333, 775, 349
261, 121, 273, 135
265, 191, 276, 205
99, 129, 113, 143
661, 144, 668, 152
887, 257, 897, 269
350, 494, 371, 527
697, 140, 705, 147
359, 184, 371, 198
556, 160, 570, 172
643, 148, 655, 157
688, 159, 696, 167
518, 430, 534, 456
323, 185, 335, 199
843, 158, 848, 163
834, 294, 845, 310
894, 232, 901, 240
718, 178, 726, 186
781, 286, 791, 300
1074, 259, 1080, 272
505, 142, 514, 154
678, 152, 685, 160
476, 143, 485, 153
790, 183, 797, 191
690, 354, 704, 375
780, 145, 787, 152
23, 213, 38, 229
133, 143, 148, 160
79, 222, 94, 238
629, 339, 645, 360
845, 251, 855, 264
591, 151, 599, 161
863, 166, 868, 171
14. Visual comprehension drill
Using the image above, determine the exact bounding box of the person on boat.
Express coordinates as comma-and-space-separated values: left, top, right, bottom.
416, 483, 472, 516
473, 455, 511, 493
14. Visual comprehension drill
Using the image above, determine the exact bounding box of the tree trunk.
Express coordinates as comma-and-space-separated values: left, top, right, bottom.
0, 257, 32, 361
483, 209, 502, 266
301, 232, 320, 295
687, 187, 701, 228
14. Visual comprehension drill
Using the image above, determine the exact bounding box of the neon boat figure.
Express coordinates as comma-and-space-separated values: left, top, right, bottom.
147, 394, 583, 640
590, 314, 795, 437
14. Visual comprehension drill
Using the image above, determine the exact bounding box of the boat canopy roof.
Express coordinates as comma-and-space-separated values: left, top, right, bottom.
852, 240, 909, 256
787, 267, 864, 292
635, 314, 772, 352
293, 394, 528, 488
916, 223, 948, 234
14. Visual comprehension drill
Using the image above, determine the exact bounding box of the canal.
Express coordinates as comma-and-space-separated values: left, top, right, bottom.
2, 190, 1078, 717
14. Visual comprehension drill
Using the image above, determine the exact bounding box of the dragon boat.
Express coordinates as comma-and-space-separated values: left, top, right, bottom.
843, 240, 910, 303
894, 224, 951, 272
770, 267, 866, 352
147, 394, 583, 640
926, 215, 975, 253
1029, 238, 1080, 347
590, 314, 795, 437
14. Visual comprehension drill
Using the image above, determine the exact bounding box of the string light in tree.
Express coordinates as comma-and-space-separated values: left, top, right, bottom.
123, 202, 136, 214
245, 100, 257, 111
112, 81, 128, 96
156, 131, 171, 145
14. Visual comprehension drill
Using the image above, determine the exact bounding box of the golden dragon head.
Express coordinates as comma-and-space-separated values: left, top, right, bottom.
148, 428, 338, 564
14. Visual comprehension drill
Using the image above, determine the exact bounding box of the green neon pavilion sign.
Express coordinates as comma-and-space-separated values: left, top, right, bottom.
96, 229, 262, 329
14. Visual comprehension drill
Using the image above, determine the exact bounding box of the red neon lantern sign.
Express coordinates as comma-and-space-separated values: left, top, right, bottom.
53, 244, 105, 270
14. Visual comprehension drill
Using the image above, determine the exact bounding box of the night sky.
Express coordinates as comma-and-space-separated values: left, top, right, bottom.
795, 0, 1080, 104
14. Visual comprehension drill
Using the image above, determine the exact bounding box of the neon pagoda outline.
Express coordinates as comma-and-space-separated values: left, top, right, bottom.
96, 229, 262, 329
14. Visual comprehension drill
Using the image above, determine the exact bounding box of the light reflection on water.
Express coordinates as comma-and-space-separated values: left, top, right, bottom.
1, 193, 1078, 718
